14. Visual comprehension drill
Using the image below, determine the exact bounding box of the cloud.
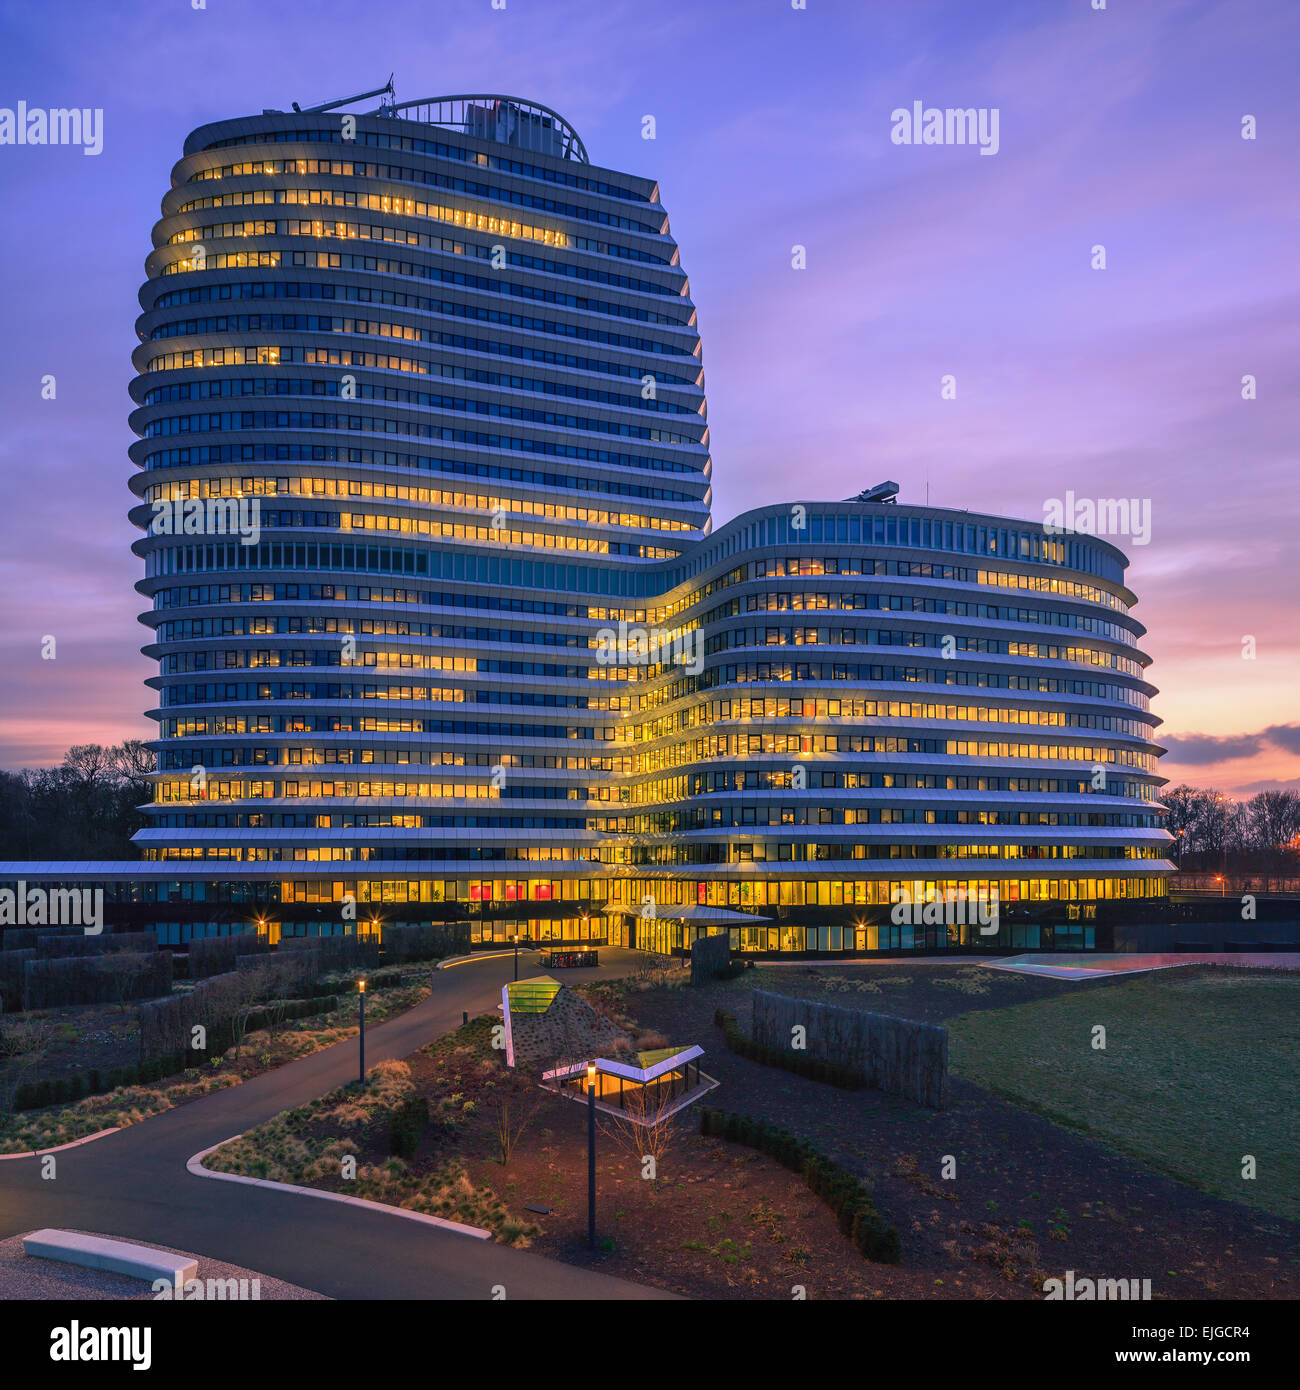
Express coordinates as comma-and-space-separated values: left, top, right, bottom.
1160, 724, 1300, 766
1262, 724, 1300, 755
1159, 731, 1265, 764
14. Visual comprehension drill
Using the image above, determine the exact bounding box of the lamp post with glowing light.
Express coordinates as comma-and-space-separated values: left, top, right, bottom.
586, 1062, 597, 1250
513, 932, 520, 981
357, 978, 367, 1084
1217, 794, 1228, 895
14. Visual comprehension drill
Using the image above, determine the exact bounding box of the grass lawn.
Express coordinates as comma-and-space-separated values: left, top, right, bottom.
948, 966, 1300, 1221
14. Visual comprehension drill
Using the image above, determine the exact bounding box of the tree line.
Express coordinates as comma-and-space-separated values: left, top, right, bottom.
1162, 786, 1300, 871
0, 742, 154, 861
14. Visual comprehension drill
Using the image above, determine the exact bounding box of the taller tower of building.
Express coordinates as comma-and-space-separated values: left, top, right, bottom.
129, 94, 710, 933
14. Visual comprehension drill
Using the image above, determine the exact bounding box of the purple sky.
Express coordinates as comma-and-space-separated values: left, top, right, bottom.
0, 0, 1296, 794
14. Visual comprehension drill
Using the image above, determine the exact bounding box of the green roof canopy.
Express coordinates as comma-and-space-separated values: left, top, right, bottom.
635, 1046, 691, 1069
505, 975, 561, 1015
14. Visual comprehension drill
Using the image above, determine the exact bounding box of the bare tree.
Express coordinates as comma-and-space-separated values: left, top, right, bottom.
108, 739, 156, 802
63, 744, 111, 787
1246, 790, 1300, 855
492, 1070, 545, 1166
596, 1078, 682, 1181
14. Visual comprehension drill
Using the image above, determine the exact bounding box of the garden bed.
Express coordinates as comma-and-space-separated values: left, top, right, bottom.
201, 1012, 910, 1299
0, 971, 428, 1153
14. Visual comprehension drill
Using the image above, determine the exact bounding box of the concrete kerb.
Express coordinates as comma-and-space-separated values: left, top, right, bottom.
187, 1137, 492, 1240
0, 1127, 121, 1161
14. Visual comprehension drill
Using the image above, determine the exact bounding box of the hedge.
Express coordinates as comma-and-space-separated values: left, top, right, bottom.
13, 1051, 190, 1111
388, 1095, 429, 1158
34, 931, 158, 959
381, 922, 470, 963
23, 951, 173, 1009
0, 949, 36, 1011
188, 934, 270, 979
12, 994, 340, 1111
279, 934, 380, 973
699, 1106, 900, 1263
714, 1009, 864, 1090
240, 994, 339, 1035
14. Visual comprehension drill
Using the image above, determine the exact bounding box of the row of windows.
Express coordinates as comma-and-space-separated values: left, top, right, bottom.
141, 409, 700, 475
147, 512, 676, 560
140, 445, 701, 506
192, 135, 664, 231
729, 590, 1135, 643
140, 383, 701, 449
691, 664, 1149, 710
688, 514, 1125, 585
174, 189, 683, 296
36, 872, 1166, 909
175, 189, 579, 255
187, 153, 653, 212
139, 539, 1144, 610
149, 807, 1158, 833
599, 807, 1158, 830
662, 557, 1131, 620
147, 476, 694, 533
145, 278, 698, 359
642, 696, 1150, 736
614, 841, 1167, 866
639, 732, 1157, 772
147, 314, 700, 387
164, 233, 686, 329
147, 348, 698, 417
142, 840, 1167, 864
702, 627, 1143, 676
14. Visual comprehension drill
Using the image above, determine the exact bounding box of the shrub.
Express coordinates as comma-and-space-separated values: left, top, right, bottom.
389, 1096, 429, 1159
698, 1106, 899, 1263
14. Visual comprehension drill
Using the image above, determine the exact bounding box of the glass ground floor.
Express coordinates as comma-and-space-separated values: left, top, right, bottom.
0, 867, 1167, 952
625, 916, 1096, 956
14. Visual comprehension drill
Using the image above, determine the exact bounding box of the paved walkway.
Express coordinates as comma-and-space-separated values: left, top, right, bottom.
0, 949, 675, 1300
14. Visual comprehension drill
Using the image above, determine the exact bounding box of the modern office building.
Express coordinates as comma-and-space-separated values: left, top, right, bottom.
8, 93, 1176, 953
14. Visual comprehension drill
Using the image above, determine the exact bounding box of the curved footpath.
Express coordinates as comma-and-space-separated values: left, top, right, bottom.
0, 947, 676, 1300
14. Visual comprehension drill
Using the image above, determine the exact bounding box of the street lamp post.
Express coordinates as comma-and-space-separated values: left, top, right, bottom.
1218, 794, 1228, 895
358, 978, 366, 1084
586, 1062, 597, 1250
513, 931, 520, 981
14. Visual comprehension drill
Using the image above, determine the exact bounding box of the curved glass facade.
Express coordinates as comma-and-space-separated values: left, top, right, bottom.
125, 98, 1173, 950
